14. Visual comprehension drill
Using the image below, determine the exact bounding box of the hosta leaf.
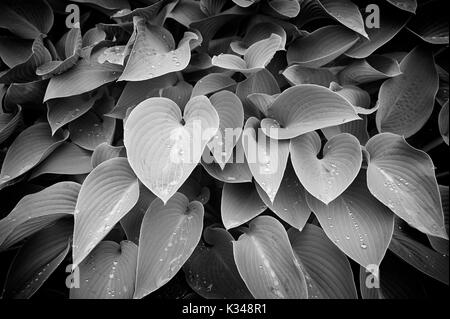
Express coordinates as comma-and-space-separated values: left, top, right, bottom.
386, 0, 417, 13
288, 224, 358, 299
316, 0, 367, 37
134, 193, 204, 298
233, 215, 308, 299
390, 220, 449, 285
322, 115, 370, 146
3, 219, 72, 299
376, 46, 438, 138
232, 0, 258, 7
0, 105, 22, 145
91, 143, 125, 168
282, 65, 338, 87
0, 0, 54, 39
111, 0, 164, 21
5, 80, 48, 107
44, 50, 123, 101
338, 55, 402, 85
118, 17, 198, 81
72, 0, 130, 10
161, 81, 193, 111
329, 83, 372, 113
242, 117, 289, 202
260, 84, 360, 140
124, 96, 219, 203
255, 161, 311, 230
36, 28, 82, 79
212, 34, 283, 73
287, 26, 359, 68
0, 181, 80, 251
230, 22, 286, 55
290, 132, 362, 204
247, 93, 277, 116
0, 35, 51, 84
73, 157, 140, 267
191, 73, 236, 98
438, 101, 449, 145
120, 184, 156, 244
345, 3, 411, 59
262, 0, 300, 19
428, 186, 449, 255
366, 133, 447, 239
207, 91, 244, 168
306, 170, 394, 267
0, 123, 68, 189
70, 240, 138, 299
109, 73, 177, 119
221, 182, 267, 230
47, 92, 99, 135
0, 37, 32, 68
30, 142, 92, 179
407, 0, 448, 44
183, 226, 252, 299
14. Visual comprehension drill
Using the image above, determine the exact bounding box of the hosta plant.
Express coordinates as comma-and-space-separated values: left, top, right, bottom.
0, 0, 448, 300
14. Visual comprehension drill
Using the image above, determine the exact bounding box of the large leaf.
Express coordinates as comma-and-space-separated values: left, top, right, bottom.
207, 91, 244, 168
290, 132, 362, 204
233, 215, 308, 299
288, 224, 358, 299
124, 96, 219, 203
345, 3, 411, 59
0, 123, 68, 189
212, 34, 282, 73
338, 55, 402, 85
2, 219, 72, 299
0, 35, 51, 84
260, 84, 360, 140
306, 171, 395, 268
287, 26, 359, 68
221, 182, 267, 229
390, 219, 449, 285
366, 133, 447, 239
73, 157, 140, 267
439, 101, 449, 145
282, 65, 338, 87
183, 226, 252, 299
322, 115, 370, 146
134, 193, 204, 298
376, 46, 438, 138
0, 0, 54, 39
407, 0, 448, 44
29, 142, 92, 179
316, 0, 367, 37
255, 161, 311, 230
118, 17, 198, 81
242, 117, 289, 202
0, 182, 80, 251
230, 22, 286, 55
70, 240, 138, 299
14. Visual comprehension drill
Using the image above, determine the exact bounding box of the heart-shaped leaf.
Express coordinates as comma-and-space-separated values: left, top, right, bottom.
242, 117, 289, 202
124, 96, 219, 203
233, 215, 308, 299
260, 84, 360, 140
338, 55, 402, 85
221, 182, 267, 229
255, 161, 311, 230
288, 223, 358, 299
212, 34, 282, 73
207, 91, 244, 168
73, 157, 140, 267
30, 142, 92, 179
290, 132, 362, 204
118, 17, 198, 81
2, 219, 71, 299
0, 123, 68, 189
134, 193, 204, 298
0, 0, 54, 39
376, 46, 438, 138
366, 133, 447, 239
0, 181, 80, 251
183, 226, 252, 299
287, 25, 359, 68
306, 170, 395, 267
70, 240, 138, 299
